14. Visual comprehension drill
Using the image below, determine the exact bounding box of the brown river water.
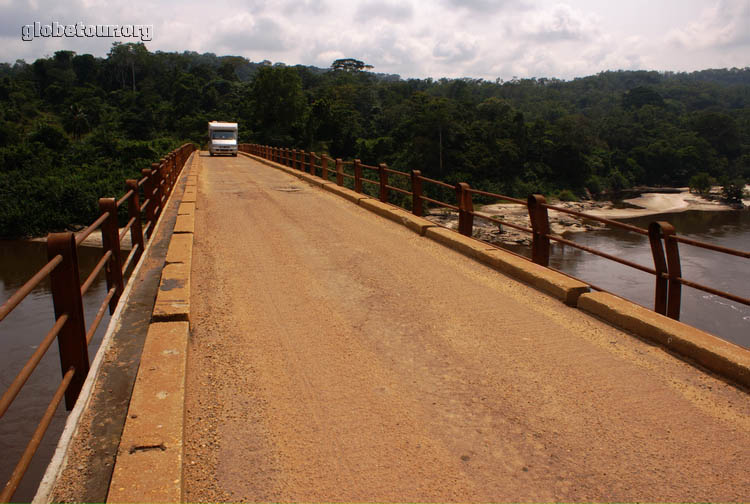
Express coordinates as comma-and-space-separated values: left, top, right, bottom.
1, 208, 748, 500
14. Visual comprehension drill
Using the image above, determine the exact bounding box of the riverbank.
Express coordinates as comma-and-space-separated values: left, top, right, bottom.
425, 187, 744, 246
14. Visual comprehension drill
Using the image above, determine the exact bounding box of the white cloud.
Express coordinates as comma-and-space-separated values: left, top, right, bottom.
439, 0, 529, 14
667, 0, 750, 49
213, 15, 290, 54
519, 3, 600, 42
354, 1, 413, 23
433, 35, 479, 64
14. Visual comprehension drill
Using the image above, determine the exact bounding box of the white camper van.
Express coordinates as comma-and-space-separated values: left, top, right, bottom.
208, 121, 238, 156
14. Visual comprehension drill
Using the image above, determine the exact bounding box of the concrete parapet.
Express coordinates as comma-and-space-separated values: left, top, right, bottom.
578, 291, 750, 388
297, 171, 334, 188
177, 202, 195, 217
165, 233, 193, 265
152, 263, 190, 323
182, 187, 197, 202
173, 214, 195, 234
107, 321, 189, 503
359, 199, 436, 236
478, 248, 590, 306
424, 227, 590, 305
323, 184, 370, 204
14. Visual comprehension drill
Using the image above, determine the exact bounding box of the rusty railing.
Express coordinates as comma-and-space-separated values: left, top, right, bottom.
240, 143, 749, 324
0, 143, 196, 502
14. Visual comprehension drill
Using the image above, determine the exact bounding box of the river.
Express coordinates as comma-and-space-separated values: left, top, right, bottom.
1, 209, 749, 500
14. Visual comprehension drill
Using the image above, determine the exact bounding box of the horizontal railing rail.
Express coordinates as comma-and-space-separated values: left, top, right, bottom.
240, 143, 749, 325
0, 143, 196, 502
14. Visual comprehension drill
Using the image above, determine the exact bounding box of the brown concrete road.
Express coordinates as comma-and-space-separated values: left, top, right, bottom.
184, 153, 750, 502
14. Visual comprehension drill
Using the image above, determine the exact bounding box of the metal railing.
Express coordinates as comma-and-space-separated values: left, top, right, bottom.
0, 143, 196, 502
240, 143, 749, 323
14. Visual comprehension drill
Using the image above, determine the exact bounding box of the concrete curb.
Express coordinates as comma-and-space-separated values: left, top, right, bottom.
239, 151, 750, 388
322, 183, 370, 204
359, 199, 436, 236
107, 321, 190, 503
578, 292, 750, 388
424, 227, 590, 305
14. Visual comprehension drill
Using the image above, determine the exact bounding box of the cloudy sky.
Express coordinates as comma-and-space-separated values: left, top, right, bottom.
2, 0, 749, 80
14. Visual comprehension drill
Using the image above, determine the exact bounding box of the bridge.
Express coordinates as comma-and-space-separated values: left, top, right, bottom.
2, 147, 749, 502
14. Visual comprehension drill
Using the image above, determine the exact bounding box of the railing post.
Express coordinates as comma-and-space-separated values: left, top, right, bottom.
379, 163, 389, 203
649, 221, 682, 320
648, 222, 669, 316
165, 155, 172, 195
664, 225, 682, 320
527, 194, 550, 267
142, 169, 155, 238
354, 159, 363, 193
166, 154, 173, 194
99, 198, 125, 312
159, 157, 168, 196
455, 183, 474, 236
151, 162, 163, 219
411, 170, 424, 217
309, 152, 316, 176
170, 154, 177, 190
126, 179, 144, 266
47, 232, 89, 410
291, 149, 296, 170
321, 155, 329, 181
411, 170, 423, 216
336, 158, 343, 186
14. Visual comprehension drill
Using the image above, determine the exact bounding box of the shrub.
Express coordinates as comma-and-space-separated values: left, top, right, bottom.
557, 189, 578, 202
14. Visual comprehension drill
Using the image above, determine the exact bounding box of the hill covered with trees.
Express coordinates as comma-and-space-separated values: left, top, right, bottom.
1, 43, 748, 237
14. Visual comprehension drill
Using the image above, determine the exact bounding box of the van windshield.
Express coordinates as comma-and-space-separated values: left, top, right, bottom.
211, 130, 236, 139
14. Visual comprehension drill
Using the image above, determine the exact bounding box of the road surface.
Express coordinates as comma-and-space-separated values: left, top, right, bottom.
183, 153, 749, 502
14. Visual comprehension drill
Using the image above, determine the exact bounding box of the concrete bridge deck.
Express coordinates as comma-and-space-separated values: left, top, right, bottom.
46, 152, 749, 502
176, 154, 748, 501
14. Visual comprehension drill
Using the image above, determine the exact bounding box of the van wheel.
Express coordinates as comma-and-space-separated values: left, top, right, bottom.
210, 152, 214, 156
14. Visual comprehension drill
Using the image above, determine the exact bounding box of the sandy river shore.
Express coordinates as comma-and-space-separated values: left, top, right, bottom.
425, 187, 745, 246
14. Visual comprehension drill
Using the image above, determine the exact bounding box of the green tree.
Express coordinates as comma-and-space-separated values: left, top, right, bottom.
331, 58, 373, 72
689, 172, 714, 194
720, 178, 747, 204
248, 66, 309, 145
